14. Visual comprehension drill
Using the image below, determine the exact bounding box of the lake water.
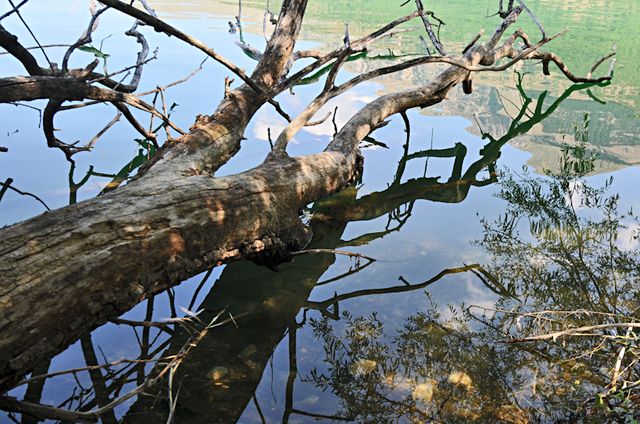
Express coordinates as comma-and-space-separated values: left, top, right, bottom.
1, 1, 639, 422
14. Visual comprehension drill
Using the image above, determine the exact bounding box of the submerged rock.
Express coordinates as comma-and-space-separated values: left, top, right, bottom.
447, 371, 472, 390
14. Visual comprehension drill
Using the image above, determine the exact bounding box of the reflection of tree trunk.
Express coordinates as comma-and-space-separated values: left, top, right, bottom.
20, 360, 50, 424
121, 159, 489, 422
136, 298, 155, 387
80, 336, 117, 424
123, 205, 350, 423
282, 325, 297, 424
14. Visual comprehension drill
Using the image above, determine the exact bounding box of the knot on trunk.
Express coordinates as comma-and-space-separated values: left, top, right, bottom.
244, 223, 313, 270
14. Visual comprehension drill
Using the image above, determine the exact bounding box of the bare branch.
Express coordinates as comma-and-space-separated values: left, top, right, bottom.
514, 0, 546, 39
0, 0, 28, 21
0, 178, 50, 211
0, 43, 69, 55
305, 111, 332, 127
271, 24, 599, 156
43, 99, 86, 160
0, 308, 231, 423
6, 0, 53, 70
0, 396, 96, 423
278, 10, 423, 90
414, 0, 446, 55
588, 48, 616, 78
508, 323, 640, 343
135, 0, 157, 17
97, 0, 264, 95
0, 23, 44, 75
62, 6, 110, 71
291, 248, 376, 263
137, 57, 207, 96
462, 29, 484, 54
323, 48, 351, 92
14, 356, 166, 388
85, 112, 122, 150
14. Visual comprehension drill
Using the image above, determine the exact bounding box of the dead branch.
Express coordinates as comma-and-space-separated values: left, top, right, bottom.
14, 357, 167, 389
0, 310, 229, 423
270, 19, 612, 156
112, 101, 158, 147
85, 112, 122, 150
0, 75, 185, 126
0, 178, 50, 210
0, 23, 43, 75
514, 0, 546, 39
6, 0, 53, 70
463, 30, 485, 54
508, 323, 640, 343
86, 0, 290, 122
137, 57, 208, 96
0, 396, 97, 423
96, 0, 255, 90
278, 10, 423, 90
88, 22, 153, 93
414, 0, 446, 55
62, 5, 110, 71
291, 249, 376, 263
0, 0, 28, 21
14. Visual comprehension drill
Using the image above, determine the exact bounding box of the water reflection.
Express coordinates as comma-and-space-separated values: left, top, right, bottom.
308, 302, 526, 423
469, 132, 640, 420
5, 80, 635, 423
118, 113, 511, 422
308, 146, 640, 423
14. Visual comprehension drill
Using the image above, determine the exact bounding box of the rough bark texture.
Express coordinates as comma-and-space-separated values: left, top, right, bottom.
0, 150, 356, 378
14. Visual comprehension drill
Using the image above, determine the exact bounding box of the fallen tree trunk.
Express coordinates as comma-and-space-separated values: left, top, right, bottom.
0, 2, 612, 389
0, 0, 313, 385
0, 44, 462, 383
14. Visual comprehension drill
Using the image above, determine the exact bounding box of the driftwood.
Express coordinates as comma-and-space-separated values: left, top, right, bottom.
0, 0, 613, 391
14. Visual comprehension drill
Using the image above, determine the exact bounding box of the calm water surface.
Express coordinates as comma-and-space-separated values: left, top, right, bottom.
0, 1, 639, 422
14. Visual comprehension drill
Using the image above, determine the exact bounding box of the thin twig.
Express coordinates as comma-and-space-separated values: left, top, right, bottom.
7, 0, 53, 69
0, 0, 29, 21
414, 0, 446, 55
0, 178, 50, 210
0, 309, 230, 422
14, 357, 170, 388
291, 249, 376, 263
85, 112, 122, 150
0, 43, 69, 55
508, 323, 640, 343
514, 0, 546, 39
